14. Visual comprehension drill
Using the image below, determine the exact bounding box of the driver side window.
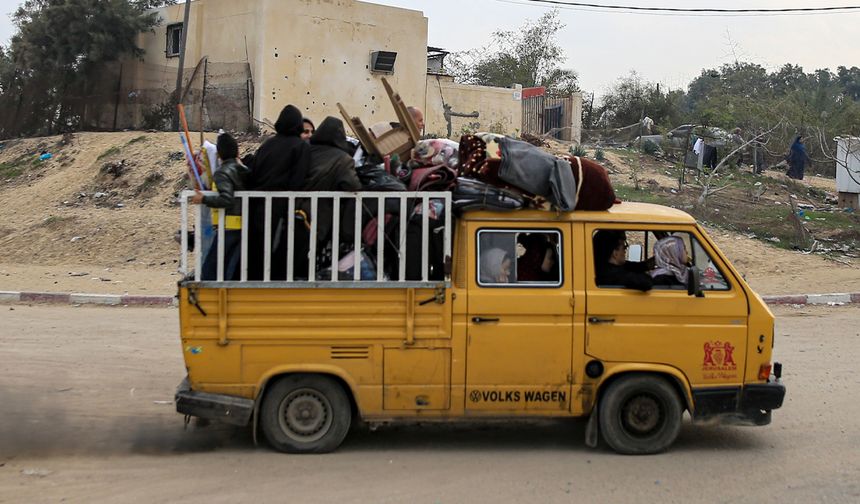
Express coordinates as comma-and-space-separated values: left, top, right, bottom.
593, 229, 730, 291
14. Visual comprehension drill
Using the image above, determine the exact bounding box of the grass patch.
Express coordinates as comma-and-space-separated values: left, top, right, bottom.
0, 161, 24, 178
804, 211, 860, 230
97, 146, 121, 160
614, 184, 671, 205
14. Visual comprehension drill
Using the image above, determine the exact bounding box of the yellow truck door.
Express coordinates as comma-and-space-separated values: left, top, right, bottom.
464, 222, 573, 413
584, 224, 749, 389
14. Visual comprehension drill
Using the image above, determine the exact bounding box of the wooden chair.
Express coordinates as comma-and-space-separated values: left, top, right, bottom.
338, 77, 420, 161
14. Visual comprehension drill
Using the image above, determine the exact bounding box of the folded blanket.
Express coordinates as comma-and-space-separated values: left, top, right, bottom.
498, 137, 578, 211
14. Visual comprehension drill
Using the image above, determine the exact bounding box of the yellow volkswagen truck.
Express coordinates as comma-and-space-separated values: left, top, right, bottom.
174, 190, 785, 455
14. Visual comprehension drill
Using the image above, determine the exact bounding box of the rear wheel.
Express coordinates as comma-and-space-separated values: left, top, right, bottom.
599, 374, 682, 454
260, 374, 352, 454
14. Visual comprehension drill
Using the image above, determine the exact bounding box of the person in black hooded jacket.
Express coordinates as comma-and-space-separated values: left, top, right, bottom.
246, 104, 311, 280
249, 104, 310, 190
305, 117, 361, 191
300, 117, 363, 274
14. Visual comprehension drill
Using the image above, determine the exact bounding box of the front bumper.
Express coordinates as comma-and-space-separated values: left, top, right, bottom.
692, 380, 786, 426
175, 377, 255, 426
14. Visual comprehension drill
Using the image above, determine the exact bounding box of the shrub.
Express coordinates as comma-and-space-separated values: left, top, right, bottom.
642, 139, 660, 155
570, 144, 588, 158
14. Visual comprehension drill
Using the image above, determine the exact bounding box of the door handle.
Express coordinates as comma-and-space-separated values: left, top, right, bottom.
472, 316, 500, 324
588, 317, 616, 324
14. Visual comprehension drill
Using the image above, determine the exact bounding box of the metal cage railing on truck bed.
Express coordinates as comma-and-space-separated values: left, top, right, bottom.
179, 190, 452, 288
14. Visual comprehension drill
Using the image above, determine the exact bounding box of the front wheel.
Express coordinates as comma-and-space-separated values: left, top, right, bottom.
260, 374, 352, 454
598, 374, 682, 455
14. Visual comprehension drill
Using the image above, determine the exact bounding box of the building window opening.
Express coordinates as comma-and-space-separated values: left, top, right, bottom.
166, 23, 183, 58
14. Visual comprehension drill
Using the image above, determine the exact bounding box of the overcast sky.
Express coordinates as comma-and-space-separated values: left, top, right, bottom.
2, 0, 859, 98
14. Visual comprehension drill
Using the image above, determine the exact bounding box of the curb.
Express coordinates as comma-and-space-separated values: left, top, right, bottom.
762, 292, 860, 306
2, 290, 859, 308
0, 290, 177, 307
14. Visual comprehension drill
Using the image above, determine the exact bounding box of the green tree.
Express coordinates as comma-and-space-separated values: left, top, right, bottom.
449, 10, 579, 95
597, 71, 685, 129
1, 0, 163, 135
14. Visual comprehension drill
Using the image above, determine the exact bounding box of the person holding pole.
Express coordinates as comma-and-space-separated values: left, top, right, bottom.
191, 133, 249, 281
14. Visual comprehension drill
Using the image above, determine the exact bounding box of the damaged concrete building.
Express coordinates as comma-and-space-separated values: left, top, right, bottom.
113, 0, 581, 141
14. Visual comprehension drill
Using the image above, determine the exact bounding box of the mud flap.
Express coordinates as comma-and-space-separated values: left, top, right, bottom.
585, 403, 599, 448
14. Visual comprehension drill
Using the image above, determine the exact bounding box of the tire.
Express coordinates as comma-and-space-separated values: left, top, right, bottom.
260, 374, 352, 454
598, 374, 682, 455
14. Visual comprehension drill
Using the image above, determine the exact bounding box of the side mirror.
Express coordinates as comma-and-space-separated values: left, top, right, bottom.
687, 267, 704, 297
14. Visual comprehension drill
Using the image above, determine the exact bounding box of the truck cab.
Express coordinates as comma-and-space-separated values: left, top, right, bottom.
175, 191, 785, 454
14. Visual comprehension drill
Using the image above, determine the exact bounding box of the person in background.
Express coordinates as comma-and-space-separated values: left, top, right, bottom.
191, 133, 249, 281
650, 236, 690, 288
593, 230, 653, 291
301, 118, 315, 142
786, 135, 810, 180
407, 106, 425, 133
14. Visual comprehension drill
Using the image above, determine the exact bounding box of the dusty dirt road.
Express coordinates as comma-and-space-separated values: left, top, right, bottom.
1, 305, 859, 503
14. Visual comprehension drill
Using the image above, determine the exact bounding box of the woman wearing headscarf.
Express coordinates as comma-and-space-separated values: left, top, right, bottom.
650, 236, 689, 287
247, 104, 312, 280
786, 135, 810, 181
480, 248, 513, 284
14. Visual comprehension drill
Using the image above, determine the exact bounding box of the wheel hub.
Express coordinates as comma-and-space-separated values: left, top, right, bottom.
278, 389, 333, 443
622, 395, 662, 436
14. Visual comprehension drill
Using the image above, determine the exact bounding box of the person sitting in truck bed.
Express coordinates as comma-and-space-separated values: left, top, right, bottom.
593, 230, 653, 291
191, 133, 249, 281
298, 116, 364, 276
650, 236, 690, 288
245, 104, 311, 280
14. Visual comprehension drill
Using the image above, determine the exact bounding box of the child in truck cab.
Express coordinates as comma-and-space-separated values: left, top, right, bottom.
593, 230, 653, 291
191, 133, 250, 281
480, 248, 514, 284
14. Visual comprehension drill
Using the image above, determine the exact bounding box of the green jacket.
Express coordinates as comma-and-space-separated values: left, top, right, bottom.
202, 158, 250, 217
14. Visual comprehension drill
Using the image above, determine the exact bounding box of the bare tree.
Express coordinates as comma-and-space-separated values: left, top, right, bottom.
696, 121, 784, 208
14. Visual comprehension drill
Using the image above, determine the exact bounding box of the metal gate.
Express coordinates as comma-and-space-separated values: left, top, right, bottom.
522, 88, 576, 141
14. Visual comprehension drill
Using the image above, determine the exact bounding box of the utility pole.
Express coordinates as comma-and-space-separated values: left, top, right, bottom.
173, 0, 192, 130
